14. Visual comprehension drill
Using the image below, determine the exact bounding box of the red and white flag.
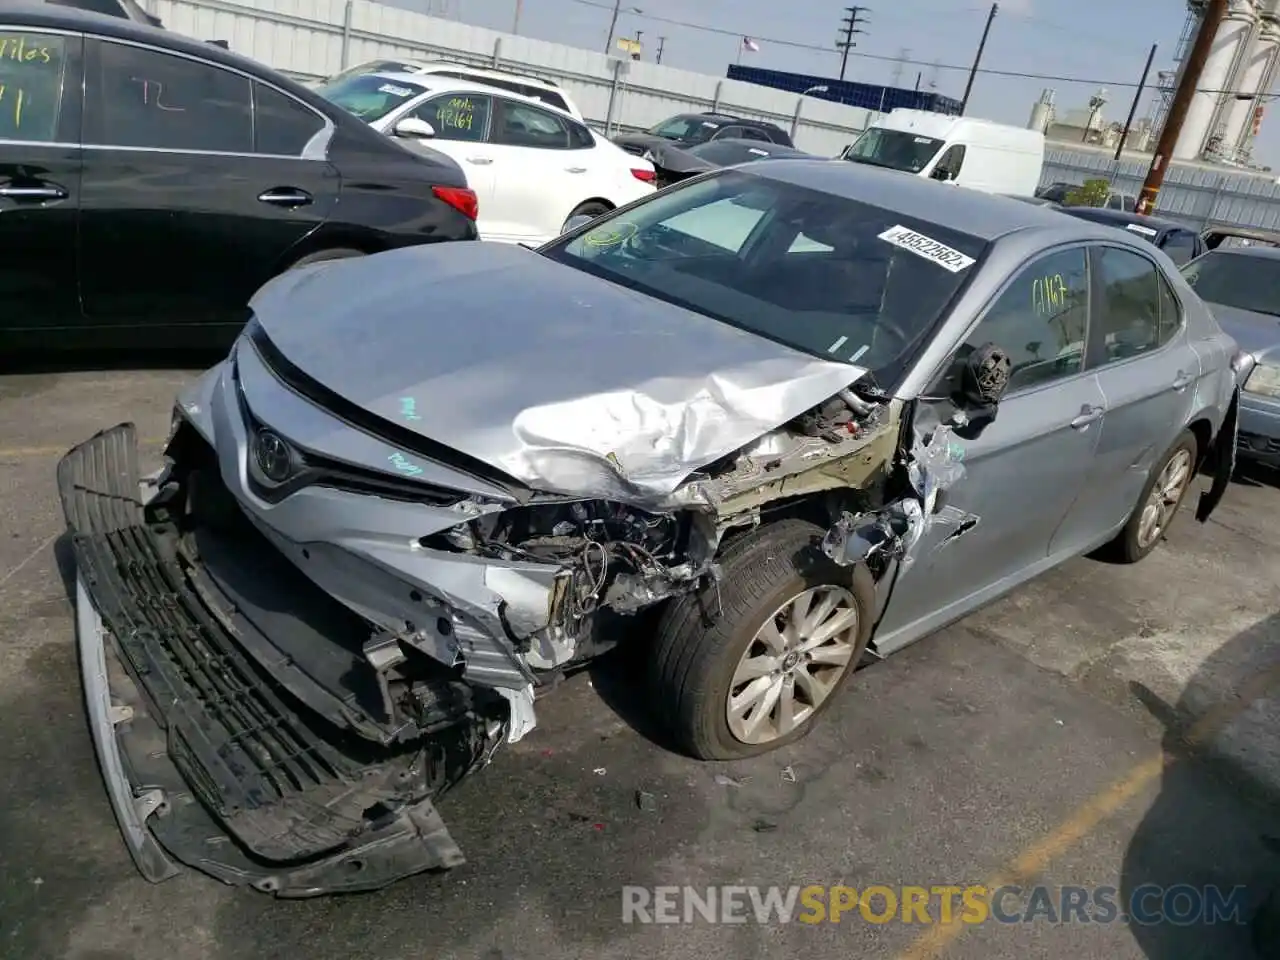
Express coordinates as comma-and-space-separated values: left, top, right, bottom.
742, 37, 760, 52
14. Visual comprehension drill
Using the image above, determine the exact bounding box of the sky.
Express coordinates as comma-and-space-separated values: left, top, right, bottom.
415, 0, 1280, 167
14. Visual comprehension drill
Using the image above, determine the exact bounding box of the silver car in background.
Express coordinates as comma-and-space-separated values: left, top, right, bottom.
1183, 241, 1280, 466
57, 162, 1240, 895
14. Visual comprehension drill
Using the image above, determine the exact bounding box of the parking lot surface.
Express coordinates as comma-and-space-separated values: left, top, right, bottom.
2, 365, 1279, 960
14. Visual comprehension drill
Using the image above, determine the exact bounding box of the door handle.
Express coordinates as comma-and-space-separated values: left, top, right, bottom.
1171, 371, 1194, 391
466, 157, 493, 165
0, 183, 67, 201
1070, 404, 1105, 429
565, 166, 587, 173
257, 187, 312, 207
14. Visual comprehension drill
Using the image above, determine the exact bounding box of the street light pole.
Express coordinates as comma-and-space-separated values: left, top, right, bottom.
1114, 43, 1158, 162
1136, 0, 1227, 213
960, 2, 997, 115
791, 84, 829, 138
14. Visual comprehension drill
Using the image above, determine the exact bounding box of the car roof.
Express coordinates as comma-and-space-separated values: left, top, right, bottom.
413, 61, 563, 89
752, 160, 1132, 244
367, 72, 573, 112
1061, 206, 1187, 233
2, 1, 274, 74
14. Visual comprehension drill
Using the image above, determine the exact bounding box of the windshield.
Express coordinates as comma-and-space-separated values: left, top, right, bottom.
647, 115, 723, 143
540, 169, 988, 382
317, 74, 427, 122
844, 128, 945, 173
1182, 251, 1280, 317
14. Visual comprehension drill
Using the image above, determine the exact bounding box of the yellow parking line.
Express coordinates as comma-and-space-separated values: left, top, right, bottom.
897, 660, 1280, 959
0, 437, 165, 460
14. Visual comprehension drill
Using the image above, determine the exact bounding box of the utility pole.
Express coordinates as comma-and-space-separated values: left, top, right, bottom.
604, 0, 622, 54
656, 36, 665, 63
1114, 43, 1158, 162
1137, 0, 1227, 213
836, 6, 869, 82
890, 47, 911, 87
960, 2, 997, 115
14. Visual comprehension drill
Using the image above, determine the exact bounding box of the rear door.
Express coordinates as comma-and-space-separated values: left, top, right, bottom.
875, 245, 1105, 652
1058, 244, 1197, 544
0, 27, 83, 340
485, 96, 593, 242
78, 36, 337, 333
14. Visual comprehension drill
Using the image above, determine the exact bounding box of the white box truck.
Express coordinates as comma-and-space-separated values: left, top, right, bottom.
840, 109, 1045, 196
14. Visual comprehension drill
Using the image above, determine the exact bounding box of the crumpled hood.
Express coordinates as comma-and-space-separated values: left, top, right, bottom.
642, 142, 715, 174
248, 242, 865, 505
1207, 302, 1280, 364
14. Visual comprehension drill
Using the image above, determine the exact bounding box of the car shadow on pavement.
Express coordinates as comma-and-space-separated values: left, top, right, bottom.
1121, 611, 1280, 959
1232, 461, 1280, 490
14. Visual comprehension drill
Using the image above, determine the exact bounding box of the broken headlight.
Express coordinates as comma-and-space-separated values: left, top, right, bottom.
1244, 362, 1280, 398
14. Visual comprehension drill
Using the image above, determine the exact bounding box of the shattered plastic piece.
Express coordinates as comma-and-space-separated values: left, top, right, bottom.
593, 767, 607, 776
908, 424, 967, 518
781, 766, 797, 783
752, 820, 778, 833
636, 790, 657, 811
714, 774, 741, 787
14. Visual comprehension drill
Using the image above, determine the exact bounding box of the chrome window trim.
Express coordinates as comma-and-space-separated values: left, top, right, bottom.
92, 34, 334, 159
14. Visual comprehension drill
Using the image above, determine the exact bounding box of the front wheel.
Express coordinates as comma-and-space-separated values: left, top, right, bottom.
650, 519, 874, 760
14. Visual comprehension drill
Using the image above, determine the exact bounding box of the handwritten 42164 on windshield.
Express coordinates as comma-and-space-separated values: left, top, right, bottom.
0, 34, 56, 131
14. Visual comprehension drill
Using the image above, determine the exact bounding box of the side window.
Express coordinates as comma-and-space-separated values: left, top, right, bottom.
739, 127, 770, 142
567, 120, 594, 149
1091, 247, 1163, 365
959, 247, 1089, 393
935, 144, 966, 179
1156, 272, 1182, 345
1160, 230, 1197, 266
253, 82, 324, 156
0, 31, 71, 142
411, 93, 490, 142
491, 99, 569, 148
712, 125, 743, 140
97, 41, 251, 152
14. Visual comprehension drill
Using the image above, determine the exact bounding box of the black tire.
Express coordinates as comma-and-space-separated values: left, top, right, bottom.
650, 519, 875, 760
286, 248, 365, 270
563, 201, 611, 231
1100, 429, 1199, 564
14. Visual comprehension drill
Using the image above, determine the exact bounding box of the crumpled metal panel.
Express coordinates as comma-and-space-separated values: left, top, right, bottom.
249, 242, 867, 506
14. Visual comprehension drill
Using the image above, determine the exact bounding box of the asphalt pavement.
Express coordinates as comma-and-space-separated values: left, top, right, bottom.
1, 364, 1279, 960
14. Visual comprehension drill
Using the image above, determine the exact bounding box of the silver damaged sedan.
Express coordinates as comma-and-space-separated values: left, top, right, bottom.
58, 161, 1241, 895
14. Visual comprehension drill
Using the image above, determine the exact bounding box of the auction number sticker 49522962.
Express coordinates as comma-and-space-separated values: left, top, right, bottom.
878, 225, 975, 273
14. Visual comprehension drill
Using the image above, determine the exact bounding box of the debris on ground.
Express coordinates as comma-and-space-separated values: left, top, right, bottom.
714, 774, 741, 787
781, 766, 797, 782
593, 767, 607, 776
635, 790, 657, 812
752, 820, 778, 833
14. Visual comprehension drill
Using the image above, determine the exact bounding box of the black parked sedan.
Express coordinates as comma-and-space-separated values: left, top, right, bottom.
645, 137, 813, 188
1057, 207, 1206, 266
1, 3, 478, 356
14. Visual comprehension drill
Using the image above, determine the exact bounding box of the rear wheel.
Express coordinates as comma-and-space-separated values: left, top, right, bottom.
562, 201, 611, 232
1102, 429, 1198, 564
650, 519, 874, 760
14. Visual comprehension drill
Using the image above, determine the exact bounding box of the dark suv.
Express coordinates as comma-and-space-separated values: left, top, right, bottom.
612, 111, 793, 157
1, 3, 479, 356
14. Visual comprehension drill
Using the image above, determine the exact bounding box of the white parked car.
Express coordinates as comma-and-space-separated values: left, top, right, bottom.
322, 58, 584, 120
319, 73, 656, 245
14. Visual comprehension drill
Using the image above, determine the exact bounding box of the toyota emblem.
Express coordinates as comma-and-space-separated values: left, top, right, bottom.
253, 431, 292, 482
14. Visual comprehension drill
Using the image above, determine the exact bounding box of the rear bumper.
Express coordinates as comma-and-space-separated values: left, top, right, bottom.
58, 423, 471, 896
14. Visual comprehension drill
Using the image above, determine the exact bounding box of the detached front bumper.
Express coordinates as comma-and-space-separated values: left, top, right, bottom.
58, 423, 470, 896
